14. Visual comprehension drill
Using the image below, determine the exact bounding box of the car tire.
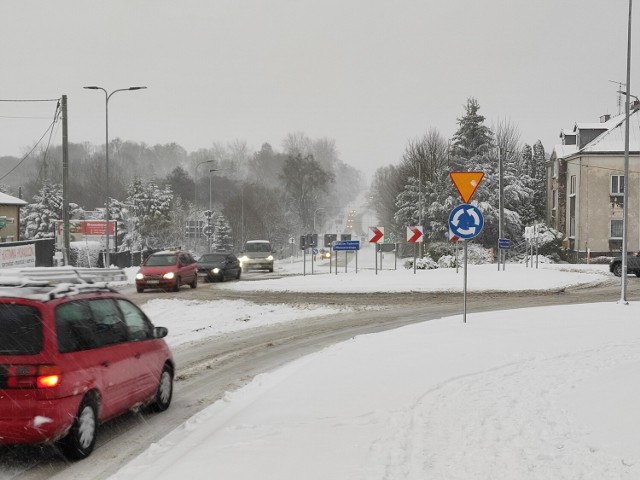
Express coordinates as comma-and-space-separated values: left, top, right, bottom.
612, 262, 623, 277
149, 364, 173, 412
635, 271, 640, 277
172, 277, 181, 292
136, 285, 144, 293
59, 395, 98, 460
269, 266, 274, 273
236, 269, 241, 280
190, 275, 197, 289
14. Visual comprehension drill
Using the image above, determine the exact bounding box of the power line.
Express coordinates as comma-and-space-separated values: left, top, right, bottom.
0, 98, 59, 102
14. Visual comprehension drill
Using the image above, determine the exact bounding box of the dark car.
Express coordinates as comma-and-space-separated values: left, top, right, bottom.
136, 250, 198, 293
609, 252, 640, 277
0, 268, 174, 460
197, 252, 242, 282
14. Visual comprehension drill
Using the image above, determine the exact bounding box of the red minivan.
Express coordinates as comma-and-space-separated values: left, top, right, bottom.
135, 250, 198, 293
0, 271, 174, 460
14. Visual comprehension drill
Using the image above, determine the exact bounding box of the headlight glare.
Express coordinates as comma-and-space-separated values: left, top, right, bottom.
163, 272, 175, 280
135, 273, 144, 280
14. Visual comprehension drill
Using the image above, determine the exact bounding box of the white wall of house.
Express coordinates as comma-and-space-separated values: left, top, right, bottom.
566, 154, 640, 255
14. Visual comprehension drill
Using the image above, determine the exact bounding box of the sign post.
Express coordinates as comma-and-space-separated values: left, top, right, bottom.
407, 226, 424, 274
368, 227, 384, 275
449, 171, 485, 324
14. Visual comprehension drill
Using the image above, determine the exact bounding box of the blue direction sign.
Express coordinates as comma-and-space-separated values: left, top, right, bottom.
448, 204, 484, 240
498, 238, 512, 249
333, 240, 360, 251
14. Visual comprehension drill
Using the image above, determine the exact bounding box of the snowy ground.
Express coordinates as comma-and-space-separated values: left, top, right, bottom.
107, 255, 640, 480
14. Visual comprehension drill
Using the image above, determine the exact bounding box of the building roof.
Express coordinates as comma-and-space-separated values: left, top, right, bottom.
552, 144, 579, 159
0, 191, 27, 206
579, 108, 640, 153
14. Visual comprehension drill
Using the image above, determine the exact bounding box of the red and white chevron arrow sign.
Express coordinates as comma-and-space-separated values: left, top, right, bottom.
368, 226, 384, 243
406, 226, 424, 243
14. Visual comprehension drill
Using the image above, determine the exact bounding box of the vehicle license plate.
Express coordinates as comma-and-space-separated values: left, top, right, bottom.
147, 280, 159, 284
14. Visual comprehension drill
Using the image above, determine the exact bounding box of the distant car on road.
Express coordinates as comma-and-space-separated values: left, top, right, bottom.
135, 250, 198, 292
239, 240, 274, 273
197, 252, 242, 282
609, 252, 640, 277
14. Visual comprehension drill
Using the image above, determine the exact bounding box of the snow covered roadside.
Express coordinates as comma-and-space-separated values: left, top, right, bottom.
110, 300, 640, 480
107, 263, 640, 480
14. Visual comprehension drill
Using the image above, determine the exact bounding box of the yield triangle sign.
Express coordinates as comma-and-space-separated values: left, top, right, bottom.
450, 171, 484, 203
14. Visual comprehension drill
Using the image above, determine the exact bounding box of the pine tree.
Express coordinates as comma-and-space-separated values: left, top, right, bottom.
20, 182, 81, 239
531, 140, 547, 221
119, 179, 175, 251
211, 214, 233, 252
450, 98, 494, 163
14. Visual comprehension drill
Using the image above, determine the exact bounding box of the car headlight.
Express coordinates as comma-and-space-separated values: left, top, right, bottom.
163, 272, 175, 280
240, 256, 249, 263
266, 255, 274, 261
212, 268, 220, 274
135, 273, 144, 280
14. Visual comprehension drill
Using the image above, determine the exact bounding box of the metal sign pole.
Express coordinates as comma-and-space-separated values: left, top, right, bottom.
463, 240, 468, 324
303, 247, 306, 276
356, 250, 358, 273
375, 244, 378, 275
345, 251, 347, 273
413, 243, 417, 274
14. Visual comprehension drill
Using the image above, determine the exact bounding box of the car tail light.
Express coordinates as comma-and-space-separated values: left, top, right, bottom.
4, 365, 62, 389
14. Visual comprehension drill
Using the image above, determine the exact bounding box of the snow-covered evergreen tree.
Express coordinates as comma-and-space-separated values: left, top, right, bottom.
210, 214, 233, 252
531, 140, 547, 221
119, 179, 175, 251
450, 98, 494, 164
20, 182, 81, 239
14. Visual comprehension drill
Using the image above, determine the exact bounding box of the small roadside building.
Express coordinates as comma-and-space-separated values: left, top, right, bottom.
0, 191, 27, 242
547, 108, 640, 261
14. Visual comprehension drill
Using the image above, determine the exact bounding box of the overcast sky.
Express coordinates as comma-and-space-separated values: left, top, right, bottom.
1, 1, 636, 180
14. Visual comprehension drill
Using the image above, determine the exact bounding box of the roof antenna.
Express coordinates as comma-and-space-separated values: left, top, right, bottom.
609, 79, 626, 115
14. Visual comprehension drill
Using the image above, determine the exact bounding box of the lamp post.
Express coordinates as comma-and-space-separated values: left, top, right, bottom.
313, 207, 325, 232
84, 85, 147, 268
194, 160, 215, 208
619, 0, 633, 304
209, 168, 220, 212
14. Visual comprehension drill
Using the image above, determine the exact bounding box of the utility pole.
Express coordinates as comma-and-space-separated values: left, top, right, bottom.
61, 95, 70, 265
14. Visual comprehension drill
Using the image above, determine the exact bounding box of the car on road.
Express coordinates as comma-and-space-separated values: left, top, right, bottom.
136, 250, 198, 293
197, 252, 242, 282
0, 268, 174, 460
609, 252, 640, 277
239, 240, 274, 273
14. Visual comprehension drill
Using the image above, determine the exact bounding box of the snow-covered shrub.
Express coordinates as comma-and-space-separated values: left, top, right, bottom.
403, 255, 439, 270
437, 254, 458, 268
69, 241, 102, 268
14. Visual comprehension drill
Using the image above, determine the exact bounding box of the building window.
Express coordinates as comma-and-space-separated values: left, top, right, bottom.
611, 219, 623, 238
570, 175, 576, 195
569, 196, 576, 237
611, 175, 624, 195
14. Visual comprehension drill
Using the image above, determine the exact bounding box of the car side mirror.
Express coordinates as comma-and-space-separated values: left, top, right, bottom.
153, 326, 168, 338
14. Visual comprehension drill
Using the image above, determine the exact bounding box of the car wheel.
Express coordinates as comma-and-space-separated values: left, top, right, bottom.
269, 266, 274, 273
172, 277, 181, 292
149, 364, 173, 412
635, 271, 640, 277
236, 268, 241, 280
612, 262, 623, 277
59, 395, 98, 460
190, 275, 197, 289
136, 285, 144, 293
220, 270, 226, 282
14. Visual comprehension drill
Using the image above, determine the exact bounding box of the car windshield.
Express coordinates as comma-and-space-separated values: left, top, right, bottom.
0, 304, 43, 355
199, 254, 227, 262
146, 254, 177, 266
244, 243, 271, 253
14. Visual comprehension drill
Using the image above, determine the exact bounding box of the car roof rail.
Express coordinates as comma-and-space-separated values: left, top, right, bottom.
0, 267, 127, 286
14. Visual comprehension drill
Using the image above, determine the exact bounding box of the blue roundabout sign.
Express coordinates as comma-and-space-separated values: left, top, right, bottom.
448, 204, 484, 240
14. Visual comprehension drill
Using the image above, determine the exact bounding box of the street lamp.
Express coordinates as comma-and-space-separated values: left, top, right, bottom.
313, 207, 325, 232
209, 169, 220, 212
84, 85, 147, 268
194, 160, 215, 208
